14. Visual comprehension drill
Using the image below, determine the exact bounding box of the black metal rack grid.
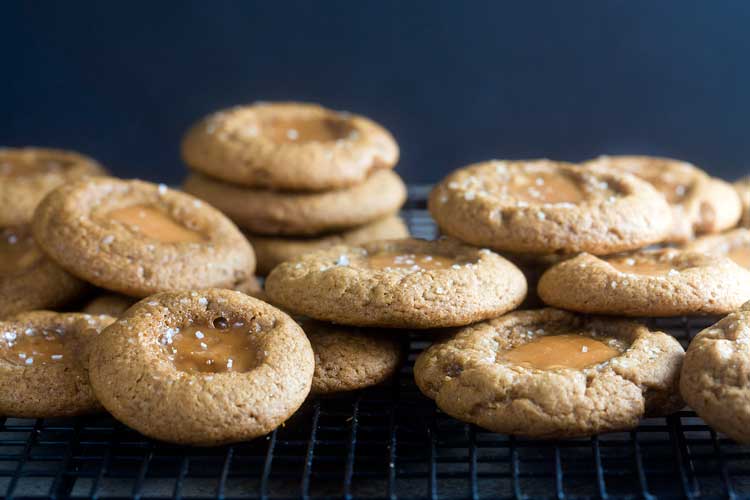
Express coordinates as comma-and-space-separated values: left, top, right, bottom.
2, 186, 749, 500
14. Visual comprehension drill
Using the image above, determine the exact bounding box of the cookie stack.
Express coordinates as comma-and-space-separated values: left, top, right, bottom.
181, 102, 410, 275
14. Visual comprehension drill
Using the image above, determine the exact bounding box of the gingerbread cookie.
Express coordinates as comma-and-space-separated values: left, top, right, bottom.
181, 102, 399, 191
89, 289, 314, 445
248, 215, 409, 275
266, 238, 527, 328
584, 156, 741, 242
538, 248, 750, 316
0, 147, 106, 226
183, 169, 406, 235
686, 228, 750, 270
429, 160, 671, 255
301, 319, 403, 395
82, 293, 136, 317
0, 311, 114, 417
681, 301, 750, 443
415, 308, 684, 438
32, 178, 256, 297
0, 226, 89, 318
736, 176, 750, 228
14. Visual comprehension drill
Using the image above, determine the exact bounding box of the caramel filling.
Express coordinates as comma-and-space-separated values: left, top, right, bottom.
161, 320, 263, 374
108, 204, 205, 243
264, 117, 354, 144
0, 228, 42, 274
504, 172, 585, 204
0, 158, 68, 177
608, 257, 676, 276
501, 334, 620, 370
637, 173, 689, 203
728, 245, 750, 269
0, 327, 68, 366
365, 252, 459, 271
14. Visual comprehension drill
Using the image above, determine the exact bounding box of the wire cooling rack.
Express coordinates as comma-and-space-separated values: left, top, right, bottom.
2, 186, 748, 500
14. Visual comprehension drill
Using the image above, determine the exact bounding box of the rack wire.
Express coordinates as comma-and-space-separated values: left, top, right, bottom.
2, 186, 748, 499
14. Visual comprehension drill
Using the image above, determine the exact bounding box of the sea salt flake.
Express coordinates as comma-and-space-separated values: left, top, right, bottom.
286, 129, 299, 140
610, 281, 618, 289
336, 255, 350, 266
195, 331, 205, 339
158, 184, 168, 195
198, 297, 208, 306
102, 235, 115, 245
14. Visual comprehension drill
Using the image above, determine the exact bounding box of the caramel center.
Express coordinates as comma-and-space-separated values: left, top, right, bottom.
501, 334, 620, 370
108, 204, 205, 243
1, 327, 68, 366
264, 117, 353, 144
728, 245, 750, 269
161, 320, 263, 374
365, 252, 458, 271
637, 172, 689, 203
506, 172, 585, 204
0, 158, 68, 177
608, 257, 677, 276
0, 228, 42, 275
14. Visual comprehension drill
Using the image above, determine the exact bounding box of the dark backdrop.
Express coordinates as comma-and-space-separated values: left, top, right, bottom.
2, 1, 749, 185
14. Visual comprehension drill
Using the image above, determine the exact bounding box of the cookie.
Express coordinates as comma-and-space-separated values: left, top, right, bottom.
88, 289, 314, 446
686, 228, 750, 270
429, 160, 671, 255
736, 176, 750, 228
181, 102, 399, 191
248, 215, 409, 275
538, 248, 750, 316
584, 156, 741, 242
266, 238, 527, 328
680, 301, 750, 443
0, 147, 106, 226
82, 293, 136, 317
0, 311, 114, 417
301, 319, 403, 395
0, 226, 89, 318
183, 169, 407, 236
32, 177, 256, 297
414, 308, 685, 439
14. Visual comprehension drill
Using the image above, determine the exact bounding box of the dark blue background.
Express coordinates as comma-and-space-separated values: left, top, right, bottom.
2, 1, 749, 185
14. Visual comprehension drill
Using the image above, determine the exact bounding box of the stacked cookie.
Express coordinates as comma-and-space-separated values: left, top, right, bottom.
181, 102, 410, 275
0, 148, 106, 317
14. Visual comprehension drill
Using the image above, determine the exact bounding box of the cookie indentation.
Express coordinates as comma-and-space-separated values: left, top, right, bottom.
0, 228, 41, 274
608, 255, 680, 276
161, 321, 264, 374
263, 116, 354, 144
364, 252, 459, 271
729, 245, 750, 269
108, 204, 206, 243
0, 157, 71, 177
501, 171, 587, 204
1, 326, 67, 366
500, 333, 620, 370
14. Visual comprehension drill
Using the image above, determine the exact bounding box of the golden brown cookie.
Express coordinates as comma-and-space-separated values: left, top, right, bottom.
0, 226, 89, 318
0, 311, 114, 417
429, 160, 672, 255
415, 308, 685, 439
584, 156, 741, 242
301, 319, 403, 395
736, 176, 750, 228
538, 248, 750, 316
89, 289, 314, 446
183, 169, 406, 236
686, 228, 750, 270
82, 293, 136, 317
0, 147, 106, 226
181, 102, 399, 191
248, 215, 409, 275
32, 177, 256, 297
681, 301, 750, 443
266, 238, 527, 328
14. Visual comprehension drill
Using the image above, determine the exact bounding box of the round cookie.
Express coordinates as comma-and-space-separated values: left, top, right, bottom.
302, 319, 404, 395
82, 293, 136, 317
266, 238, 527, 329
181, 102, 399, 192
0, 147, 106, 226
584, 156, 741, 242
0, 311, 115, 417
538, 248, 750, 316
88, 289, 314, 446
32, 177, 256, 297
429, 159, 672, 255
681, 301, 750, 443
183, 169, 407, 236
686, 228, 750, 270
248, 216, 409, 275
0, 226, 89, 318
736, 176, 750, 228
414, 308, 685, 439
